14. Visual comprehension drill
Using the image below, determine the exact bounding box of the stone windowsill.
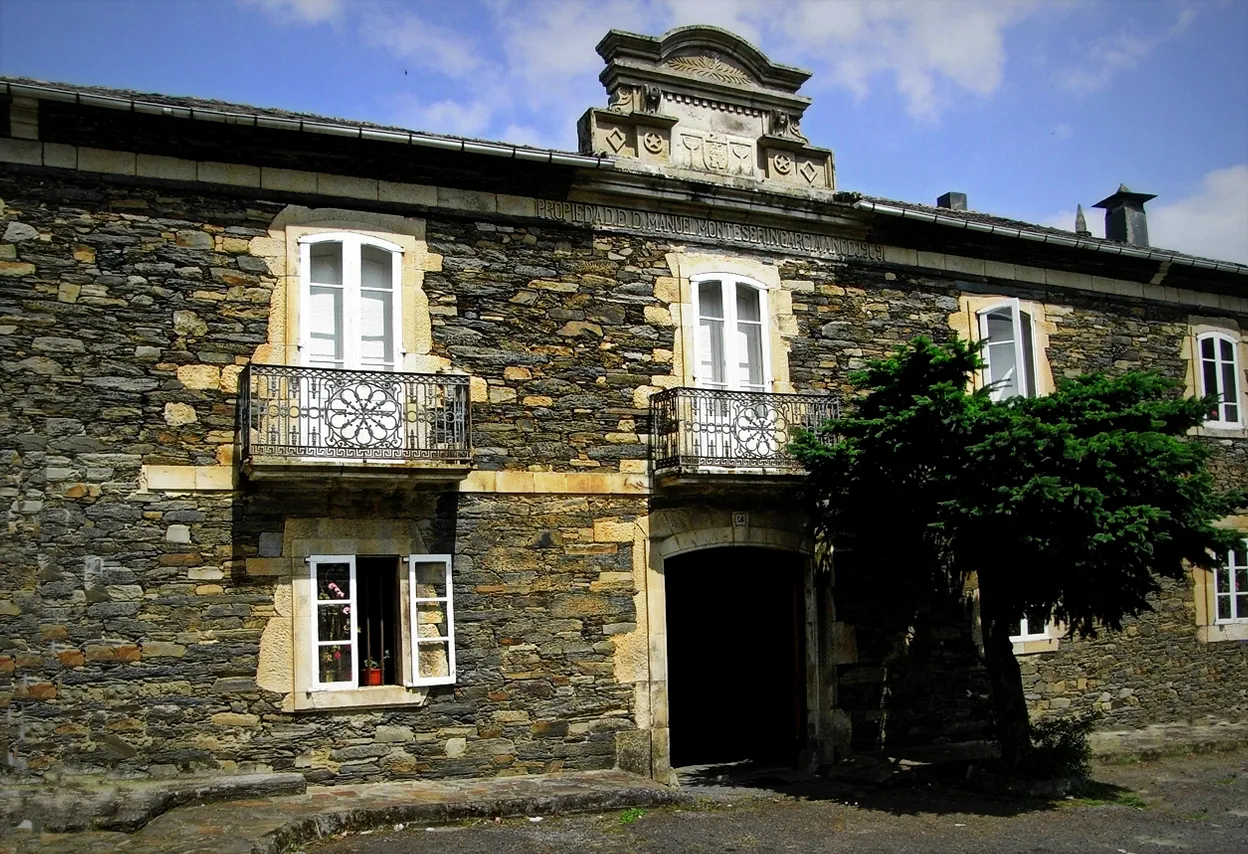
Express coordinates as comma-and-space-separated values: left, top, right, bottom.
290, 684, 429, 712
1197, 622, 1248, 644
1191, 423, 1248, 440
1012, 637, 1060, 655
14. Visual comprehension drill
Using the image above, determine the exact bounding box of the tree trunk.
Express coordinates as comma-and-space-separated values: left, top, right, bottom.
979, 590, 1031, 770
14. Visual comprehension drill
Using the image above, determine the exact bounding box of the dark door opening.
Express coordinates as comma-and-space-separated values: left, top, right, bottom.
665, 547, 807, 768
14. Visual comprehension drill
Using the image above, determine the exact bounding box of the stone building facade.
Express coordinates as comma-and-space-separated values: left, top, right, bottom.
1, 26, 1245, 787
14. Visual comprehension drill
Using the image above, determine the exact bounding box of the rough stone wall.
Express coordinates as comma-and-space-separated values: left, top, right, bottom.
1021, 577, 1248, 730
770, 259, 1248, 743
0, 172, 282, 777
424, 222, 666, 471
0, 171, 649, 781
2, 165, 1246, 783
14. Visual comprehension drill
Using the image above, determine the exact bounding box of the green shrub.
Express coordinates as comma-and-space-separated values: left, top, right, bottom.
1020, 712, 1097, 780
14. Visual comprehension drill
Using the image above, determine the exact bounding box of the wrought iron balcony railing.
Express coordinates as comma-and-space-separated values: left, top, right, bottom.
240, 364, 471, 467
650, 387, 839, 474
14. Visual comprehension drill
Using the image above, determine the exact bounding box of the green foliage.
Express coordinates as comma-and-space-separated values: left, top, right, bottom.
793, 335, 1243, 768
1069, 785, 1147, 808
793, 335, 1244, 637
618, 807, 647, 825
1021, 713, 1096, 780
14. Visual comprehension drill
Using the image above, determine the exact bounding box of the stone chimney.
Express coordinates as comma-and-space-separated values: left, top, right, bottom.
578, 26, 834, 189
1092, 184, 1156, 247
936, 192, 967, 211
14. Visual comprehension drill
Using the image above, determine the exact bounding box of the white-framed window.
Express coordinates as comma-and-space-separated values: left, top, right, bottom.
307, 553, 455, 691
1009, 617, 1050, 643
978, 299, 1037, 401
691, 274, 771, 392
300, 233, 404, 372
1214, 541, 1248, 624
1197, 332, 1243, 428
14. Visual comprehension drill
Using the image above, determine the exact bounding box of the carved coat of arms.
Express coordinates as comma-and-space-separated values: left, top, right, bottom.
705, 140, 729, 171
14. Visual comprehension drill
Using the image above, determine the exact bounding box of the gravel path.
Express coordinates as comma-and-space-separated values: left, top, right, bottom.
308, 750, 1248, 854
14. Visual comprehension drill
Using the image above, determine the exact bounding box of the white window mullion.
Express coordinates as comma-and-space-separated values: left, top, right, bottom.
759, 286, 773, 389
723, 279, 741, 390
690, 280, 701, 386
343, 236, 362, 369
299, 242, 311, 357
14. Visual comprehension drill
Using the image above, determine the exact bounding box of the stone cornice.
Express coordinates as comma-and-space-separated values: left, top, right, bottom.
3, 137, 1245, 314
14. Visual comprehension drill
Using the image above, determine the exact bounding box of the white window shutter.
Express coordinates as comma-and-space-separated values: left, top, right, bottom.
405, 554, 456, 687
1007, 298, 1027, 398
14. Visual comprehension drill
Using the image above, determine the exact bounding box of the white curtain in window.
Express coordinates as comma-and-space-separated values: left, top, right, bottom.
697, 280, 726, 388
307, 242, 345, 368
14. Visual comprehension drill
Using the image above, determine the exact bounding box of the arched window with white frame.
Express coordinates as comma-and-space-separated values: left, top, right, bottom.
1196, 331, 1242, 428
978, 299, 1037, 401
300, 233, 404, 372
692, 274, 771, 393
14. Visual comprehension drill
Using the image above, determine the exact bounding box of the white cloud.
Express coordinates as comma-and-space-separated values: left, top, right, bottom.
236, 0, 1049, 136
1057, 6, 1197, 95
239, 0, 343, 25
1150, 165, 1248, 264
670, 0, 1042, 121
361, 8, 482, 79
390, 94, 495, 137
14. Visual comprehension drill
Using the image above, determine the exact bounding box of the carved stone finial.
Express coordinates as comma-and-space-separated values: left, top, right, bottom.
1074, 204, 1090, 236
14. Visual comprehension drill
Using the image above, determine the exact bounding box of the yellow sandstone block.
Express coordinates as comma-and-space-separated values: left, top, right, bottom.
594, 519, 636, 542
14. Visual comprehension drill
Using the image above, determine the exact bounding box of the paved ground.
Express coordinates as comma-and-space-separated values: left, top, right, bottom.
0, 771, 683, 854
307, 751, 1248, 854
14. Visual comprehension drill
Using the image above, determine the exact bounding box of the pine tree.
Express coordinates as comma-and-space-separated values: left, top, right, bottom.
793, 336, 1244, 768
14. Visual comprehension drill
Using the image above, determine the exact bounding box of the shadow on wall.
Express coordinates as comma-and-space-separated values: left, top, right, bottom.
833, 550, 995, 753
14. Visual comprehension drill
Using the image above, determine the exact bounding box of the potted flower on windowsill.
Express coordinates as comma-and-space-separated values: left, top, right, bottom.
361, 650, 389, 686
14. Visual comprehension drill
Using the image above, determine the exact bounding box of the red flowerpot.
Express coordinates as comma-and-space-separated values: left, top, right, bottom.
362, 666, 383, 686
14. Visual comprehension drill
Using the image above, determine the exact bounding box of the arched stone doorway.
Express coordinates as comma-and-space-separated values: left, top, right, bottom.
643, 506, 827, 782
665, 546, 807, 767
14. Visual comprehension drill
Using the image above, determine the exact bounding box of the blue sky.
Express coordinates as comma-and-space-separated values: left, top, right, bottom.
2, 0, 1245, 262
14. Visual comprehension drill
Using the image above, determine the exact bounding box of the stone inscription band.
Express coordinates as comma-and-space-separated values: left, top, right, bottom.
535, 199, 885, 262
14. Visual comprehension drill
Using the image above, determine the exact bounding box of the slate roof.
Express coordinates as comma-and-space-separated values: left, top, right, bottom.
3, 75, 1245, 274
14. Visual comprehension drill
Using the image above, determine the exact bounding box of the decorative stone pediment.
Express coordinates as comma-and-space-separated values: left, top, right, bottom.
577, 26, 834, 190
